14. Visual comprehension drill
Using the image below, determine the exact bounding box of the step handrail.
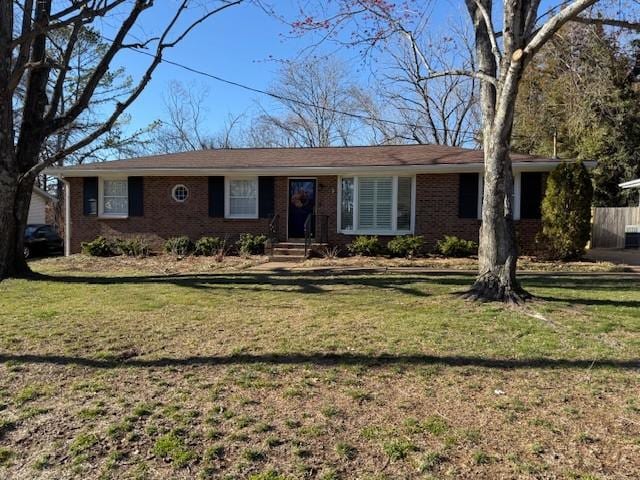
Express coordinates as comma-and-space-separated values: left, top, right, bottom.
304, 213, 313, 258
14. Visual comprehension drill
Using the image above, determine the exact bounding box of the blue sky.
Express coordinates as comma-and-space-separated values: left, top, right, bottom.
112, 1, 343, 133
110, 0, 467, 137
105, 0, 583, 141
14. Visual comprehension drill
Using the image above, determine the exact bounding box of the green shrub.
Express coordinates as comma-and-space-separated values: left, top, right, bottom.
347, 235, 381, 256
115, 237, 151, 257
236, 233, 267, 256
164, 236, 193, 256
387, 235, 425, 258
81, 236, 115, 257
435, 235, 478, 257
539, 161, 593, 260
194, 236, 222, 256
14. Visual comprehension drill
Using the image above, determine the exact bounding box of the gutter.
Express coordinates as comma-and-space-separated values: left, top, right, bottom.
619, 178, 640, 189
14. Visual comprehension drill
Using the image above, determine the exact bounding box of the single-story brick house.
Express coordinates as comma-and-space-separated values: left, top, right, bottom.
48, 144, 564, 256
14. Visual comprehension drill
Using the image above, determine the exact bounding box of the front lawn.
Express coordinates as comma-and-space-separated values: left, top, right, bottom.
0, 258, 638, 479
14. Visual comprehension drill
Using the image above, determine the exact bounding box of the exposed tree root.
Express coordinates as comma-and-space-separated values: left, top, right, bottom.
462, 272, 531, 305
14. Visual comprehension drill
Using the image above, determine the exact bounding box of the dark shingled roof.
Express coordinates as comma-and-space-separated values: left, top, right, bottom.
58, 144, 553, 171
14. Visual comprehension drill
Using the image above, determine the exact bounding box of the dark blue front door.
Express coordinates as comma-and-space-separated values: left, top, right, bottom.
288, 179, 316, 238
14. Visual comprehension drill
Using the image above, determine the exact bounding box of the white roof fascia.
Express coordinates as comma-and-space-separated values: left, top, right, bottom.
45, 161, 573, 178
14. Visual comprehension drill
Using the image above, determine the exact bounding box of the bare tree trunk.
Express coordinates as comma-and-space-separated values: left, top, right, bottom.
0, 173, 30, 278
460, 0, 531, 303
466, 141, 528, 302
0, 164, 45, 278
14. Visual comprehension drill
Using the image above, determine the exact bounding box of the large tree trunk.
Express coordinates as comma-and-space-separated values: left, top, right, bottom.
462, 0, 534, 303
466, 142, 529, 303
0, 172, 31, 279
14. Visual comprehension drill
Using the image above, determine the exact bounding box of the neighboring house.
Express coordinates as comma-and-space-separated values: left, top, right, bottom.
47, 144, 565, 256
29, 186, 57, 225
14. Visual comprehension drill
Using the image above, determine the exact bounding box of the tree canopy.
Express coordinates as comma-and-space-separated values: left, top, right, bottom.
513, 23, 640, 206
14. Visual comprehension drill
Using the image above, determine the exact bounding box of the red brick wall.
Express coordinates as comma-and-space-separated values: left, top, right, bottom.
67, 174, 542, 254
67, 176, 274, 253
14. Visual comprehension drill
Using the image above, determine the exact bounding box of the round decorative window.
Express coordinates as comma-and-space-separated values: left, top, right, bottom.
172, 184, 189, 202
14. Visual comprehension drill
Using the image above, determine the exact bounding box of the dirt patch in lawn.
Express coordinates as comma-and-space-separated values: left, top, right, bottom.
30, 254, 270, 276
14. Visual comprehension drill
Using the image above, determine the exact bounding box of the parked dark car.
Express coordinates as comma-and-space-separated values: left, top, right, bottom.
24, 224, 63, 259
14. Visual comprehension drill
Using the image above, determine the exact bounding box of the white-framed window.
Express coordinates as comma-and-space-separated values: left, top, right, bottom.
100, 178, 128, 217
338, 175, 415, 234
172, 184, 189, 203
225, 177, 258, 219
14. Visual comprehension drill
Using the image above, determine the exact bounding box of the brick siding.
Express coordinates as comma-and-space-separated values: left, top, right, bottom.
67, 174, 542, 254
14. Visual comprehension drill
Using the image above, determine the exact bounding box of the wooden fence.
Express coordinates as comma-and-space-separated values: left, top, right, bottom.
591, 207, 640, 248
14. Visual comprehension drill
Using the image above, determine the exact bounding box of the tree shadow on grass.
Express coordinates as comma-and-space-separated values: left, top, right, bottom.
27, 270, 475, 297
0, 351, 637, 371
25, 270, 640, 306
531, 295, 640, 308
520, 275, 640, 292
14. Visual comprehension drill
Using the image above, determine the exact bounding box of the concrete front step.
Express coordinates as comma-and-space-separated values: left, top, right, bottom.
269, 255, 306, 262
273, 248, 306, 256
273, 242, 305, 249
273, 242, 328, 248
268, 242, 329, 263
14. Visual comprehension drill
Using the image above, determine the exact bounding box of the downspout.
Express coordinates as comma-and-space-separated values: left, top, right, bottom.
62, 176, 71, 256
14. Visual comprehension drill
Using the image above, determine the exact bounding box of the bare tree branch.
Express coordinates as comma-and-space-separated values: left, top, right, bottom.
524, 0, 598, 58
473, 0, 502, 65
419, 69, 498, 87
572, 16, 640, 30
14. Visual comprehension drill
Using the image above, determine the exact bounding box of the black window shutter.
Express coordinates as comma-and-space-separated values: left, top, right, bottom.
458, 173, 479, 218
520, 172, 543, 219
258, 176, 275, 219
128, 177, 144, 217
83, 177, 98, 216
208, 176, 224, 217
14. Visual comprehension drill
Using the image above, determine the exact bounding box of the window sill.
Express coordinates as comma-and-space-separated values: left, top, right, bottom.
224, 216, 260, 220
339, 229, 413, 236
98, 215, 129, 220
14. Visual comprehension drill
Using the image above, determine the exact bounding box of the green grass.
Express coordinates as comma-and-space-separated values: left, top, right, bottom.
383, 439, 418, 461
0, 258, 638, 478
0, 447, 13, 466
153, 433, 196, 468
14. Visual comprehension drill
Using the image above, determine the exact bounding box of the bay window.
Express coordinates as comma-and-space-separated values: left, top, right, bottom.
339, 176, 414, 234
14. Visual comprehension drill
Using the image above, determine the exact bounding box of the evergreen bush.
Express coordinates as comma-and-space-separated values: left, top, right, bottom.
236, 234, 267, 256
164, 236, 193, 256
539, 161, 593, 260
347, 236, 381, 256
81, 236, 115, 257
115, 237, 151, 257
387, 235, 425, 258
194, 236, 222, 256
435, 236, 478, 257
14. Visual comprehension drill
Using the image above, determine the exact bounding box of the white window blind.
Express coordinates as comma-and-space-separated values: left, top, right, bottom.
358, 177, 393, 230
339, 176, 414, 234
